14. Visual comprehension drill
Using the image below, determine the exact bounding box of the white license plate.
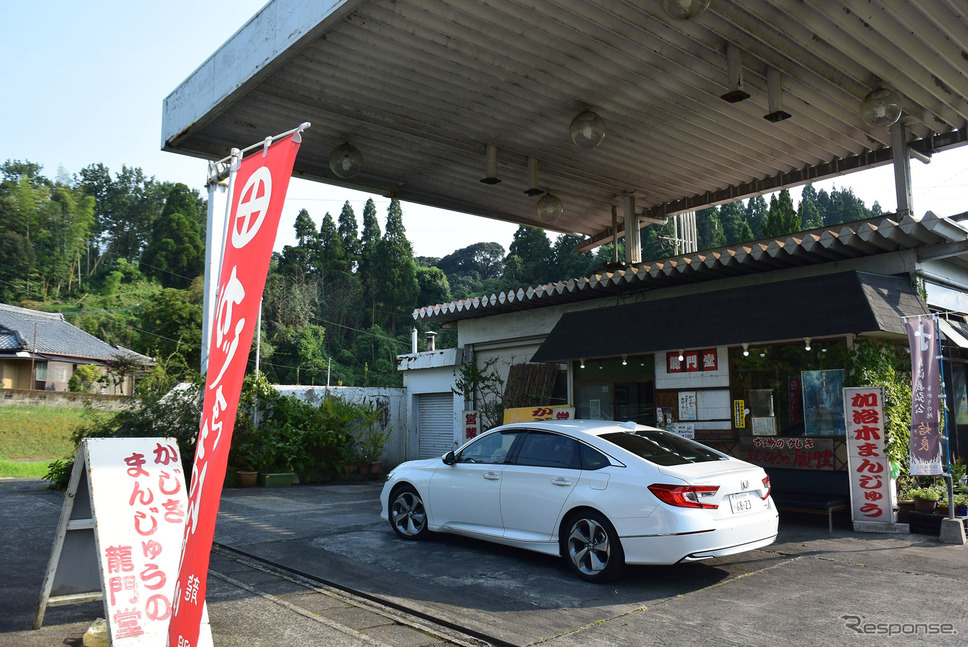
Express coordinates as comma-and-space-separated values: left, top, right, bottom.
728, 491, 756, 514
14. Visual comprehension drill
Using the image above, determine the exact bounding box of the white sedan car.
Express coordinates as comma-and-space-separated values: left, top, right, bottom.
380, 420, 778, 582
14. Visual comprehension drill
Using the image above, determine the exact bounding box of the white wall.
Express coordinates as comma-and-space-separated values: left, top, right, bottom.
273, 385, 408, 466
655, 347, 732, 432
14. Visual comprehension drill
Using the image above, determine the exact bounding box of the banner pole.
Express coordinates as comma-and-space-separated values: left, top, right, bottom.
935, 315, 955, 520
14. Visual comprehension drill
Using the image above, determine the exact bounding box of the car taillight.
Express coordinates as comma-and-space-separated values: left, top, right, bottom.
761, 475, 771, 500
648, 484, 720, 509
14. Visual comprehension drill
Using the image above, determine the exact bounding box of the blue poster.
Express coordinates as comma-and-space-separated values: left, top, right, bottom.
801, 370, 846, 436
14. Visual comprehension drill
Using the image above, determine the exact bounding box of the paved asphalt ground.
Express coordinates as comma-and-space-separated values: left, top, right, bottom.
2, 477, 966, 646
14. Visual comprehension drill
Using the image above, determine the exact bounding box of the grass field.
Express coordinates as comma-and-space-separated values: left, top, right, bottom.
0, 406, 113, 479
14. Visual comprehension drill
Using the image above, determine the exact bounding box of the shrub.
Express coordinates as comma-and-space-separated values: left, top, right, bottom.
45, 369, 203, 490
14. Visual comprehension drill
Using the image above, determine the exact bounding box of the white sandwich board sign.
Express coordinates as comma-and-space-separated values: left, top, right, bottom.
35, 437, 211, 646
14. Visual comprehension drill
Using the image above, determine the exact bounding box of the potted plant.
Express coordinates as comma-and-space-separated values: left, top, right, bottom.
953, 492, 968, 517
358, 424, 390, 477
337, 439, 359, 480
909, 486, 941, 514
897, 488, 916, 524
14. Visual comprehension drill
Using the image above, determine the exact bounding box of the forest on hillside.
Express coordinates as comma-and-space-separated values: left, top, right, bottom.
0, 159, 881, 388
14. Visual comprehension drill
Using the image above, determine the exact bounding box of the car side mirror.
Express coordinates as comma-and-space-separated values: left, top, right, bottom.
443, 450, 456, 465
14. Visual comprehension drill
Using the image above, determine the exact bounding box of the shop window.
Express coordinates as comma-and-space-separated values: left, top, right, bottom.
573, 357, 655, 424
728, 340, 847, 437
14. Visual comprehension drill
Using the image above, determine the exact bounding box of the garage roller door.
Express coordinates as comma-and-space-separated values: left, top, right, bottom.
417, 393, 454, 459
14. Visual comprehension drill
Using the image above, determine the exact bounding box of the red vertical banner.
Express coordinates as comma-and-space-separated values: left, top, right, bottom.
906, 317, 943, 476
168, 133, 302, 647
844, 387, 892, 523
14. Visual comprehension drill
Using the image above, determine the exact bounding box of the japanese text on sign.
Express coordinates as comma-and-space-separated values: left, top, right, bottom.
844, 387, 892, 523
85, 438, 189, 644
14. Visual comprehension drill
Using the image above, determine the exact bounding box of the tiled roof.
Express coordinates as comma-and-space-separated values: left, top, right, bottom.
0, 304, 150, 363
414, 211, 968, 325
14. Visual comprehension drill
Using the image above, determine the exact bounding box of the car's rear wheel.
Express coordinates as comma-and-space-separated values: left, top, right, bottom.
389, 485, 429, 539
562, 510, 625, 582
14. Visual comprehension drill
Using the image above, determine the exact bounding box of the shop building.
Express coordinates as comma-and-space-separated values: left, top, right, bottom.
399, 210, 968, 471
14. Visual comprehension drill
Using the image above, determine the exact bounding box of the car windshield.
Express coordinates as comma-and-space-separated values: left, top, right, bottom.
601, 430, 727, 466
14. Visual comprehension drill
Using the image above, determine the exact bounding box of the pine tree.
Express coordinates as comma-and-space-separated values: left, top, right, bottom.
317, 212, 346, 280
373, 199, 418, 334
696, 207, 726, 249
719, 202, 747, 244
762, 189, 800, 237
359, 198, 382, 323
744, 195, 769, 238
337, 201, 360, 273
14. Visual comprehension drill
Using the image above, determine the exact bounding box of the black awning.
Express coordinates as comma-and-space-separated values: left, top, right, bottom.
531, 271, 928, 363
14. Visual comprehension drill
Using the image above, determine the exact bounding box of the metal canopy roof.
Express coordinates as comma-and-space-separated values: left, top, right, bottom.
163, 0, 968, 250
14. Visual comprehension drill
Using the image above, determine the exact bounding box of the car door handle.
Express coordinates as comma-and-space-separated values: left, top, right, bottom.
483, 472, 501, 480
551, 477, 573, 487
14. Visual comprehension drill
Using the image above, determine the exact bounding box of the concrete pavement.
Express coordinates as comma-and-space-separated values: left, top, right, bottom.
2, 478, 965, 646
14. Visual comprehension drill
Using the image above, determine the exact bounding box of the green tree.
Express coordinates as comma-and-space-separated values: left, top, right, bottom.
416, 264, 452, 306
762, 189, 800, 237
373, 198, 418, 334
137, 287, 204, 375
358, 198, 382, 324
317, 212, 346, 281
799, 184, 823, 229
744, 195, 769, 238
140, 184, 204, 288
337, 201, 360, 273
33, 185, 95, 297
503, 225, 553, 289
696, 207, 726, 249
719, 202, 748, 244
549, 234, 596, 281
0, 231, 35, 301
78, 163, 169, 264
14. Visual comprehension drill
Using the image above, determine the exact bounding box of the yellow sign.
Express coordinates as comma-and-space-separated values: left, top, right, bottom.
734, 400, 746, 428
503, 406, 575, 424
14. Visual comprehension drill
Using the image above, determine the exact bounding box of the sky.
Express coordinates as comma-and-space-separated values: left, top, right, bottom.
2, 1, 966, 260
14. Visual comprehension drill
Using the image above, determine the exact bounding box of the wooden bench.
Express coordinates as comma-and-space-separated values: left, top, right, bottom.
767, 469, 850, 533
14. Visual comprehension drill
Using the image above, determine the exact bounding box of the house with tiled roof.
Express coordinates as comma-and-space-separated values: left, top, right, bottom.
0, 304, 151, 395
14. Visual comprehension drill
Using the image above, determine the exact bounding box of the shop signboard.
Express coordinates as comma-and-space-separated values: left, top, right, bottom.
844, 387, 893, 524
906, 316, 944, 475
739, 437, 835, 470
462, 410, 479, 440
503, 406, 575, 424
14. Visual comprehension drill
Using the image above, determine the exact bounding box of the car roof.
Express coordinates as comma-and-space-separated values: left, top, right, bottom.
496, 419, 655, 443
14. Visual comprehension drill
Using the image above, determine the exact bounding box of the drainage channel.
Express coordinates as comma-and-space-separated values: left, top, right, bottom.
211, 542, 518, 647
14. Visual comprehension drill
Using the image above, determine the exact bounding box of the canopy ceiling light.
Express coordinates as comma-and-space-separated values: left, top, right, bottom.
721, 45, 750, 103
804, 338, 812, 351
860, 87, 902, 127
742, 343, 750, 357
329, 142, 362, 178
764, 68, 792, 122
480, 143, 501, 184
525, 157, 543, 196
536, 193, 564, 223
569, 110, 606, 148
662, 0, 710, 20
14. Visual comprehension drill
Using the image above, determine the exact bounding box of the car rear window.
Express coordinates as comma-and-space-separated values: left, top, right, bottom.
601, 430, 727, 466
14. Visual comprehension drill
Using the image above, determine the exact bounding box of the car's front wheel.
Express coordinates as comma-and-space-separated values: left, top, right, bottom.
562, 510, 625, 582
389, 484, 429, 539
